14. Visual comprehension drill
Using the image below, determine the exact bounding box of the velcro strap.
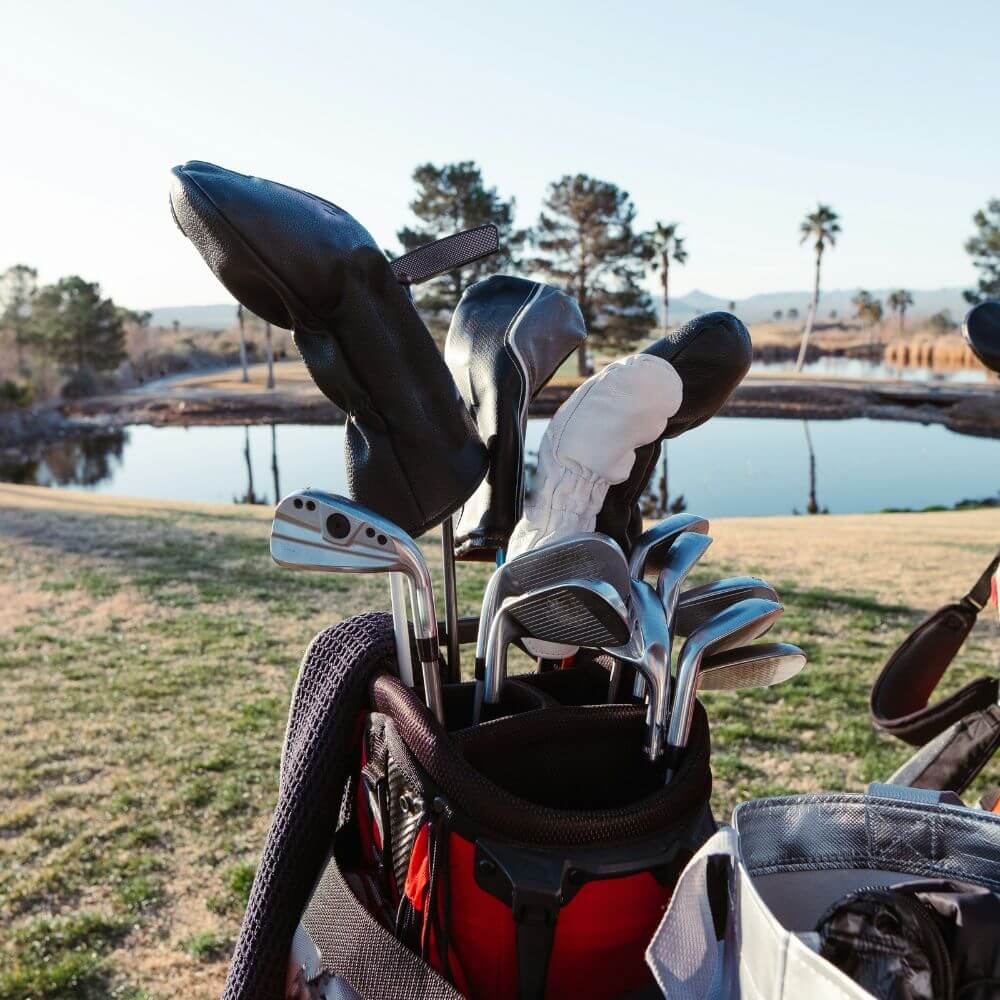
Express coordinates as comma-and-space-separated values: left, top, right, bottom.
390, 225, 500, 286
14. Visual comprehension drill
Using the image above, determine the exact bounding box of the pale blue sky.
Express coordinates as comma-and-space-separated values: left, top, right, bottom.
2, 1, 997, 309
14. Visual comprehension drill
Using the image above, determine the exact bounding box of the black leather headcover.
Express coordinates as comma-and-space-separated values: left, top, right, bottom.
169, 161, 487, 537
964, 300, 1000, 374
445, 275, 587, 560
595, 311, 752, 551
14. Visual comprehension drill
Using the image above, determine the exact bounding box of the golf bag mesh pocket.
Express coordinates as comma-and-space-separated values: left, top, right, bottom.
315, 672, 717, 999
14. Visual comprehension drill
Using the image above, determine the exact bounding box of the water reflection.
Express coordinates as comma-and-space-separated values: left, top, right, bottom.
0, 429, 127, 487
3, 419, 998, 518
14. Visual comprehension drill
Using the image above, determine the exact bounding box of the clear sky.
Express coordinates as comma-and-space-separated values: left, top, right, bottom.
2, 0, 997, 309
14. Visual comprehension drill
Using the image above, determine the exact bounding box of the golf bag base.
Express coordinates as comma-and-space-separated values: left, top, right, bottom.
251, 615, 716, 1000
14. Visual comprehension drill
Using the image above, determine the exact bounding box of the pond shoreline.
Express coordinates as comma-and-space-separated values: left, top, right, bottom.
2, 372, 998, 467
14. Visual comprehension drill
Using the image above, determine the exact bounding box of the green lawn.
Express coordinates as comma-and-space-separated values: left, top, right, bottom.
0, 485, 996, 997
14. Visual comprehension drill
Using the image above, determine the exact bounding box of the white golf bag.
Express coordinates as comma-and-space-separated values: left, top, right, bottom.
646, 784, 1000, 999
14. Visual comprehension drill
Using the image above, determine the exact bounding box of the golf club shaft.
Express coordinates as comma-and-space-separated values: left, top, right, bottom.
389, 572, 415, 688
441, 516, 461, 683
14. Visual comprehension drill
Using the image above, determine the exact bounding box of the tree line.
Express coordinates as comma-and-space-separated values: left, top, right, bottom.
3, 164, 999, 404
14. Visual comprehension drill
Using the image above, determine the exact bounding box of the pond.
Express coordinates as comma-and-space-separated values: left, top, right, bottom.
4, 417, 998, 518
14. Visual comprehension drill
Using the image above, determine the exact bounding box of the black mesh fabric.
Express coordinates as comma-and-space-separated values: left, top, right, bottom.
302, 842, 463, 1000
222, 613, 398, 1000
371, 674, 713, 846
390, 226, 499, 286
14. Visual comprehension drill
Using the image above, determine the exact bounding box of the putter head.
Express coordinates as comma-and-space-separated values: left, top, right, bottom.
271, 488, 436, 637
629, 513, 710, 579
475, 532, 630, 666
603, 579, 672, 759
962, 300, 1000, 374
482, 578, 630, 705
698, 641, 806, 691
666, 597, 785, 756
655, 532, 714, 617
675, 577, 779, 638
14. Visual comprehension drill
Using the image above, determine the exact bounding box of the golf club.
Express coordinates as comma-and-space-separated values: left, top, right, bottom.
477, 578, 631, 722
664, 598, 784, 780
675, 576, 779, 638
270, 489, 446, 724
632, 531, 713, 700
628, 513, 710, 580
474, 532, 631, 681
602, 579, 672, 760
697, 641, 806, 691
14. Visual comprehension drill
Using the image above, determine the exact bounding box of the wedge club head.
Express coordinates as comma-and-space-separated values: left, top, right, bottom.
628, 513, 710, 580
675, 577, 779, 638
475, 532, 630, 678
698, 641, 806, 691
603, 579, 672, 760
665, 598, 784, 776
271, 489, 445, 723
478, 578, 630, 720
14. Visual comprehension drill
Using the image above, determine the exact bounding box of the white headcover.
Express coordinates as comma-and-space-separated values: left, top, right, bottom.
508, 353, 683, 657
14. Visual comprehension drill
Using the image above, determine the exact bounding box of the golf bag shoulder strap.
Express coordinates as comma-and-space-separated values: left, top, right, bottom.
222, 612, 399, 1000
870, 551, 999, 748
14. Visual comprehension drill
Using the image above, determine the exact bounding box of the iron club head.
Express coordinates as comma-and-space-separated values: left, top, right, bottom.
628, 513, 710, 580
271, 489, 444, 722
697, 641, 806, 691
675, 577, 779, 638
478, 578, 630, 719
665, 598, 784, 772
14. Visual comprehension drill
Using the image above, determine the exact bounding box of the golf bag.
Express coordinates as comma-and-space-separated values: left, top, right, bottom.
870, 551, 1000, 798
224, 614, 717, 1000
646, 785, 1000, 999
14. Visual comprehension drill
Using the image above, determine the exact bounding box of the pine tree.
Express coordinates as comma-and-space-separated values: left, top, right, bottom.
397, 161, 526, 313
964, 199, 1000, 304
0, 264, 38, 373
532, 175, 655, 374
30, 276, 126, 377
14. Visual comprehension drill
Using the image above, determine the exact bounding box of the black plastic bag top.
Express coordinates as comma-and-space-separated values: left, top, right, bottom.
169, 160, 487, 537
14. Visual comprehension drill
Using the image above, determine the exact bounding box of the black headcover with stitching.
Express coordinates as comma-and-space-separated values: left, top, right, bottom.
596, 311, 752, 551
445, 275, 587, 561
169, 161, 487, 537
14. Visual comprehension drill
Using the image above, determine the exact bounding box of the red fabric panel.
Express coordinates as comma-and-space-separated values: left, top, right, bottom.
545, 872, 668, 999
404, 823, 431, 911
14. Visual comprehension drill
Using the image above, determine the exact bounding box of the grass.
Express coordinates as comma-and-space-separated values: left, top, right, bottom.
0, 484, 997, 996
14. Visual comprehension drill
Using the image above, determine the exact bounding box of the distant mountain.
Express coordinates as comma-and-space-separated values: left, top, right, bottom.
148, 304, 237, 330
669, 287, 970, 325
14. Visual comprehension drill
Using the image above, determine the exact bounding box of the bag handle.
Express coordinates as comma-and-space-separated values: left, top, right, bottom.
870, 551, 999, 747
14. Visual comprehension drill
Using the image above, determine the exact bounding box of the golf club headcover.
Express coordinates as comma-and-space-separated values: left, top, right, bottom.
169, 161, 488, 537
445, 275, 587, 561
507, 353, 682, 657
963, 300, 1000, 374
596, 312, 752, 553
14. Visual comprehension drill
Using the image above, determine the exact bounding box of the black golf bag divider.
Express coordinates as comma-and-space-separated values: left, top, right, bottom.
279, 632, 716, 1000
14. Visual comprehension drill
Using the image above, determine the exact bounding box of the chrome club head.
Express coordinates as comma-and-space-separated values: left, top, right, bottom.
271, 489, 444, 722
478, 578, 630, 719
698, 641, 806, 691
628, 513, 710, 580
665, 598, 784, 775
603, 579, 672, 760
675, 577, 779, 638
475, 532, 630, 677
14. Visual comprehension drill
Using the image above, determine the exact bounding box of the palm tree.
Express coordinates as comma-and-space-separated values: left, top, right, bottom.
236, 304, 250, 383
887, 289, 914, 336
795, 204, 841, 370
646, 222, 688, 333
